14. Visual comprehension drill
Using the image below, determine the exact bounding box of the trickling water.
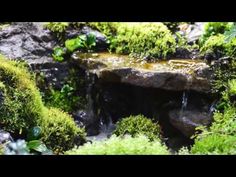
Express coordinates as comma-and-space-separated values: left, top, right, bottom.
180, 91, 188, 113
85, 71, 96, 120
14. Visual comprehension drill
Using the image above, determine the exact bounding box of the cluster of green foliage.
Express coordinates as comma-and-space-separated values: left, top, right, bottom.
199, 22, 236, 58
191, 80, 236, 154
0, 55, 85, 153
200, 22, 233, 45
65, 134, 169, 155
113, 115, 161, 141
52, 33, 96, 62
200, 34, 226, 58
210, 58, 236, 94
40, 107, 86, 153
44, 84, 81, 113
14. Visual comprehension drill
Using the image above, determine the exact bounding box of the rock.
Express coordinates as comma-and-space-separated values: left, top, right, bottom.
186, 22, 206, 44
169, 109, 212, 137
0, 22, 56, 61
73, 110, 100, 136
75, 54, 211, 93
0, 130, 13, 144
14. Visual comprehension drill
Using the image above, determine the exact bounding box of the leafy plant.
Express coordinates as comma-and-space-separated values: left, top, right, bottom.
3, 139, 52, 155
200, 22, 233, 45
191, 80, 236, 155
52, 46, 66, 62
65, 134, 169, 155
113, 114, 161, 141
52, 33, 97, 62
200, 34, 226, 58
44, 84, 81, 113
224, 23, 236, 42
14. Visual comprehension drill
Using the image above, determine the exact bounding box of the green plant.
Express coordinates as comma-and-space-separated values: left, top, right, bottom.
52, 33, 97, 62
65, 134, 169, 155
191, 80, 236, 154
110, 23, 176, 59
0, 55, 45, 135
210, 59, 236, 94
40, 107, 86, 153
191, 134, 236, 155
200, 34, 226, 57
44, 84, 81, 113
3, 139, 52, 155
113, 115, 161, 141
200, 22, 233, 45
52, 46, 66, 62
224, 23, 236, 42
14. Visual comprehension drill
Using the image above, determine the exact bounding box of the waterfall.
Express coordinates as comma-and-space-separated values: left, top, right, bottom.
85, 70, 96, 120
181, 91, 188, 113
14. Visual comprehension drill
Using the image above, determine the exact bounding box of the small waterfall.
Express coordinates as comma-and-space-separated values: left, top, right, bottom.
209, 100, 217, 116
85, 71, 96, 120
180, 91, 188, 114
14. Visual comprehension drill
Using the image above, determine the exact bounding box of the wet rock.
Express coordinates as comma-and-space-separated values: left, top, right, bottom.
79, 61, 211, 93
186, 22, 205, 44
73, 110, 100, 136
169, 109, 212, 137
0, 130, 13, 144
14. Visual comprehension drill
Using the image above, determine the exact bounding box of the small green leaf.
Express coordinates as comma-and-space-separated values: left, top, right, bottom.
27, 140, 48, 153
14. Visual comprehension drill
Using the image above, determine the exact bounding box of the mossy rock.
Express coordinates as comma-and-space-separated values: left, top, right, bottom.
89, 22, 176, 59
113, 114, 161, 141
40, 107, 86, 153
0, 55, 85, 153
0, 55, 45, 135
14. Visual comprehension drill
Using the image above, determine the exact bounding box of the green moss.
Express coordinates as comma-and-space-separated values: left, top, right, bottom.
65, 134, 169, 155
88, 22, 119, 37
113, 114, 161, 141
0, 55, 85, 153
89, 22, 176, 59
111, 23, 176, 59
0, 55, 45, 135
40, 107, 86, 153
200, 34, 226, 57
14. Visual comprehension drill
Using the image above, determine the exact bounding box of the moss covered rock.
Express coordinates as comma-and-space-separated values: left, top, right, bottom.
40, 107, 86, 153
0, 55, 86, 153
89, 22, 176, 59
113, 114, 161, 141
0, 55, 45, 135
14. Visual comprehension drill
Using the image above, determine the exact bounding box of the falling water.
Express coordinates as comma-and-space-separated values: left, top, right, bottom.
85, 70, 96, 120
180, 91, 188, 113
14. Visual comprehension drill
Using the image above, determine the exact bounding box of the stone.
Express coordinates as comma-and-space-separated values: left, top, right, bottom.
0, 22, 56, 61
75, 53, 212, 93
169, 109, 212, 137
0, 130, 13, 144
